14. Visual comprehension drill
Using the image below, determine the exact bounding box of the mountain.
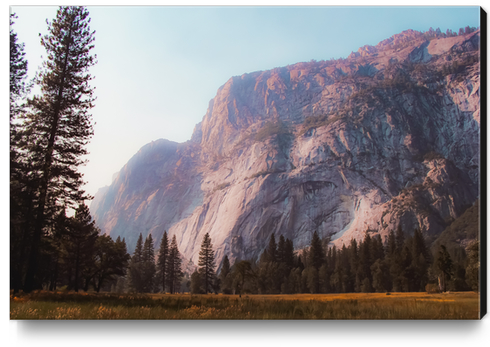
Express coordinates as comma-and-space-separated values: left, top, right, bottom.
91, 29, 480, 268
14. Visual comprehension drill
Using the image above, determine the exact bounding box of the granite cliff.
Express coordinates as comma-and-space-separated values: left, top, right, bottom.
91, 29, 480, 267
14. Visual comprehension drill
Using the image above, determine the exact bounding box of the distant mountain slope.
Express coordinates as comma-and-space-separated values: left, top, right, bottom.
91, 29, 480, 267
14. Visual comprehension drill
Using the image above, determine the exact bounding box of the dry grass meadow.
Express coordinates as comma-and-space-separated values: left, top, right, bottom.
10, 290, 480, 320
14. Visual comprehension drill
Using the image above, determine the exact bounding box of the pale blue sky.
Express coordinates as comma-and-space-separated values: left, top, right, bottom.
9, 5, 481, 198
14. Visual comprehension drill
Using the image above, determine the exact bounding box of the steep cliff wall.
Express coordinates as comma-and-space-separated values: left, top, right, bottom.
91, 29, 480, 267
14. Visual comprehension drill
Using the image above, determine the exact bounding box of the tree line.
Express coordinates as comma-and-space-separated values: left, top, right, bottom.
124, 232, 183, 294
190, 228, 479, 296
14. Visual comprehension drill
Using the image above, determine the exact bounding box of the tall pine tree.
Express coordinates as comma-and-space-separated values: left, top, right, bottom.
198, 233, 216, 294
156, 231, 169, 292
142, 234, 156, 293
219, 255, 232, 294
166, 235, 183, 294
21, 6, 96, 292
128, 233, 144, 292
10, 12, 34, 294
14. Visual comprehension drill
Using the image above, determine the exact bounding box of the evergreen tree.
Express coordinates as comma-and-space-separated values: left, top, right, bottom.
399, 244, 415, 291
166, 235, 183, 294
232, 260, 254, 298
21, 6, 96, 292
358, 233, 373, 289
465, 240, 479, 292
308, 231, 325, 270
219, 255, 233, 294
395, 225, 405, 252
142, 234, 156, 293
436, 245, 453, 292
61, 204, 98, 292
92, 234, 130, 292
305, 266, 319, 293
371, 259, 389, 292
198, 233, 216, 294
284, 238, 295, 271
190, 270, 203, 294
156, 231, 169, 292
9, 12, 37, 294
386, 229, 397, 256
277, 235, 286, 263
9, 13, 29, 120
318, 263, 330, 293
266, 233, 277, 263
128, 233, 144, 292
411, 229, 429, 291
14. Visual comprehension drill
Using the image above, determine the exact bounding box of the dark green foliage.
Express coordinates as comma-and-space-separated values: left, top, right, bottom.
219, 255, 233, 294
141, 234, 156, 293
431, 201, 479, 258
305, 267, 319, 293
284, 238, 295, 271
232, 261, 254, 297
465, 240, 479, 292
11, 6, 97, 293
166, 235, 183, 294
436, 245, 453, 292
9, 13, 29, 119
266, 233, 277, 263
92, 235, 130, 293
128, 234, 144, 293
156, 231, 169, 292
198, 233, 216, 294
127, 233, 158, 293
60, 204, 99, 292
276, 235, 286, 263
190, 270, 203, 294
308, 231, 325, 271
371, 259, 389, 292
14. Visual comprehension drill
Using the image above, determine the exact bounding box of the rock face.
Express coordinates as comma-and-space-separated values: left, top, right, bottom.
91, 29, 480, 268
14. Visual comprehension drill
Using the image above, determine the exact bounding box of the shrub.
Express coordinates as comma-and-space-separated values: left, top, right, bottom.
425, 283, 441, 294
254, 121, 290, 142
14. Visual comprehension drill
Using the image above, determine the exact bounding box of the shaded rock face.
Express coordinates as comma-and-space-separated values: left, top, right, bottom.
91, 29, 480, 267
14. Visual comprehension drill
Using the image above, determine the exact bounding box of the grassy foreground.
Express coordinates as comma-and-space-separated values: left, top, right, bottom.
10, 291, 480, 320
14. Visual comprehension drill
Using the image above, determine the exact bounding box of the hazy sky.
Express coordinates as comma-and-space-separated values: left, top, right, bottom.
9, 4, 480, 199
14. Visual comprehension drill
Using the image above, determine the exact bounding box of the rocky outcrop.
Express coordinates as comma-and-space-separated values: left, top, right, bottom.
91, 29, 480, 268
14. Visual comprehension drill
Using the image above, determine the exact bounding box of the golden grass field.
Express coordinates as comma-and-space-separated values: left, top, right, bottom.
10, 291, 480, 320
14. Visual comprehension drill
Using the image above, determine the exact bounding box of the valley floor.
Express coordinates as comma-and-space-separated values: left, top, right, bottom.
10, 291, 480, 320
